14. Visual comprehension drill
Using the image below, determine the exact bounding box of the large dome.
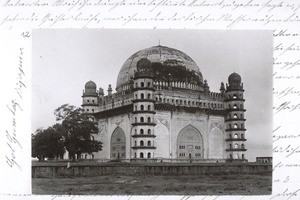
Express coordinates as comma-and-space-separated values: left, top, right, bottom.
116, 45, 203, 92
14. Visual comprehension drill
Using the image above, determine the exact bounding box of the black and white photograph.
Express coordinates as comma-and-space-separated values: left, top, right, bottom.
31, 29, 273, 195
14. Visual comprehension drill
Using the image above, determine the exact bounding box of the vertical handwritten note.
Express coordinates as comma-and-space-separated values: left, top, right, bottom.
0, 0, 300, 199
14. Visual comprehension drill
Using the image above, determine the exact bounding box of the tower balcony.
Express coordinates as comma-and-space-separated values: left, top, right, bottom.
132, 134, 156, 138
225, 88, 244, 92
226, 108, 246, 112
131, 122, 156, 126
82, 92, 98, 97
225, 128, 246, 131
225, 138, 247, 142
132, 146, 156, 150
225, 118, 246, 122
132, 99, 156, 103
81, 103, 98, 107
225, 148, 247, 152
133, 87, 155, 92
224, 98, 245, 102
132, 110, 156, 114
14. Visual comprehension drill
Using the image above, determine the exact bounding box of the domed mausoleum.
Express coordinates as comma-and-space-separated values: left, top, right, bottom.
81, 45, 247, 162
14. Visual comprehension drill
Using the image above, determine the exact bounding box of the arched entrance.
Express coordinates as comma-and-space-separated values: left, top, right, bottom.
177, 125, 203, 159
111, 127, 126, 159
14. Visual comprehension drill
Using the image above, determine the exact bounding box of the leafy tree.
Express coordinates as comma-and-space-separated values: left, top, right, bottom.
54, 104, 102, 160
32, 125, 65, 161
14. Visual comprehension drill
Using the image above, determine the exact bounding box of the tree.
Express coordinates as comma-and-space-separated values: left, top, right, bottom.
54, 104, 102, 160
32, 125, 65, 161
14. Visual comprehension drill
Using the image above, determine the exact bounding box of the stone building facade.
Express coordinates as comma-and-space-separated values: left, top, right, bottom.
81, 45, 247, 162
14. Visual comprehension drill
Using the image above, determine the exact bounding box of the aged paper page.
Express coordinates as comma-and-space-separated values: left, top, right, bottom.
0, 0, 299, 199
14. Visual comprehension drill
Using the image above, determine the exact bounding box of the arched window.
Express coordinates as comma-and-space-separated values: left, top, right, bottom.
147, 140, 151, 146
140, 140, 144, 146
135, 83, 138, 88
229, 124, 232, 128
140, 152, 144, 158
147, 105, 151, 110
240, 104, 243, 109
233, 104, 237, 109
147, 117, 151, 123
134, 152, 137, 158
140, 117, 144, 122
230, 154, 233, 159
241, 133, 244, 139
147, 152, 151, 158
242, 154, 245, 159
241, 144, 245, 149
140, 129, 144, 135
134, 141, 137, 146
229, 144, 232, 149
234, 134, 238, 139
141, 93, 144, 99
229, 134, 232, 138
147, 94, 151, 99
233, 94, 237, 99
229, 114, 231, 119
240, 114, 243, 118
234, 114, 237, 118
135, 94, 138, 99
234, 124, 238, 129
141, 82, 144, 87
228, 104, 231, 108
147, 82, 151, 87
147, 129, 151, 134
241, 124, 244, 128
135, 129, 137, 134
234, 143, 239, 149
140, 105, 144, 110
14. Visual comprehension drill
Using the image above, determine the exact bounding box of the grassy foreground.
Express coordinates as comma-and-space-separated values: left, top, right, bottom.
32, 173, 272, 195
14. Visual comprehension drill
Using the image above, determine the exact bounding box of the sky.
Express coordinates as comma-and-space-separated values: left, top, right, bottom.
32, 29, 273, 162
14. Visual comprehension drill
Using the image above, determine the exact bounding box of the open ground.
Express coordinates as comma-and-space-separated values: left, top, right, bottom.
32, 172, 272, 195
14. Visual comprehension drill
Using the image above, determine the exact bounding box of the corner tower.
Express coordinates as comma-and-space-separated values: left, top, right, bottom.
82, 80, 99, 122
131, 58, 156, 160
224, 73, 247, 162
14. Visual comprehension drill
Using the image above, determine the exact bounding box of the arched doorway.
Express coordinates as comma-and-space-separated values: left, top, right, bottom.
111, 127, 126, 159
177, 125, 203, 159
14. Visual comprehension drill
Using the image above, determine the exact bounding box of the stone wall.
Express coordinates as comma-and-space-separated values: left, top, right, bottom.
32, 163, 272, 178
